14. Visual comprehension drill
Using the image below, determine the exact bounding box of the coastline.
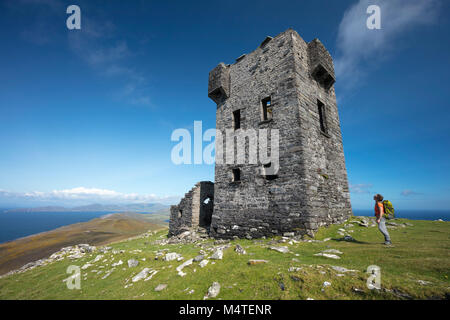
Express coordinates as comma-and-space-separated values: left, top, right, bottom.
0, 213, 165, 276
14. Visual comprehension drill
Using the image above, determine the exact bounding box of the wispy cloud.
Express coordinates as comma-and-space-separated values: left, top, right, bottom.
67, 18, 152, 107
0, 187, 179, 205
335, 0, 440, 89
5, 0, 152, 107
401, 189, 423, 197
349, 183, 373, 194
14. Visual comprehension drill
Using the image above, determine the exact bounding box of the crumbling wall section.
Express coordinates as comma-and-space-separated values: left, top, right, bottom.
168, 181, 214, 236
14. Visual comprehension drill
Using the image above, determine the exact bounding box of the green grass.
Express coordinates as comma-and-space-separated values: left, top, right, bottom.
0, 217, 449, 300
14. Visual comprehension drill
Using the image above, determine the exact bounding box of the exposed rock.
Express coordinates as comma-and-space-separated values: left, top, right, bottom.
155, 284, 167, 292
111, 260, 123, 267
93, 255, 104, 263
314, 253, 341, 260
164, 252, 181, 261
322, 249, 343, 255
269, 246, 289, 253
68, 253, 84, 260
199, 260, 209, 268
352, 287, 364, 294
193, 255, 204, 262
248, 259, 269, 265
387, 221, 400, 226
343, 235, 354, 242
144, 270, 158, 281
417, 280, 431, 286
128, 259, 139, 268
330, 266, 358, 273
210, 249, 223, 260
204, 282, 220, 299
288, 267, 302, 272
176, 259, 193, 276
81, 263, 93, 270
132, 268, 150, 282
235, 244, 246, 255
358, 221, 369, 227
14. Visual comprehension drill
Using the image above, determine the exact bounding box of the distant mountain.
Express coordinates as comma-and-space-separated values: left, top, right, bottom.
4, 203, 169, 213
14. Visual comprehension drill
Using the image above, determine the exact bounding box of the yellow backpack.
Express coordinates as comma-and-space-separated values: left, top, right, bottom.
383, 200, 395, 219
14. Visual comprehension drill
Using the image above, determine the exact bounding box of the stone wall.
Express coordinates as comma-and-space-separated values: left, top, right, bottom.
168, 181, 214, 236
208, 29, 352, 239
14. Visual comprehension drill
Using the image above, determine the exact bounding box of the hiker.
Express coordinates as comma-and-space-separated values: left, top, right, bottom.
374, 194, 392, 245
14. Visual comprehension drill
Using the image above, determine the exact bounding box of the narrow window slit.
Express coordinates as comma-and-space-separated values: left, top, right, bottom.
233, 109, 241, 130
261, 97, 272, 121
232, 168, 241, 182
317, 100, 328, 134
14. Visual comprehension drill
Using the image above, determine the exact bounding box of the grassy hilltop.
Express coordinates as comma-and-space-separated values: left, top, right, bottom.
0, 216, 448, 300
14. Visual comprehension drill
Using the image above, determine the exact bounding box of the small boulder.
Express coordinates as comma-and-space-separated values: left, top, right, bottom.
204, 282, 220, 299
132, 268, 150, 282
164, 252, 181, 261
330, 266, 358, 273
322, 249, 343, 255
235, 244, 246, 255
269, 246, 289, 254
247, 259, 269, 265
210, 249, 223, 260
314, 253, 341, 260
155, 284, 167, 292
193, 255, 204, 262
128, 259, 139, 268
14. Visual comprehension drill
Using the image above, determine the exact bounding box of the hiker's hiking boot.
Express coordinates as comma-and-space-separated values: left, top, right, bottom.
384, 241, 392, 246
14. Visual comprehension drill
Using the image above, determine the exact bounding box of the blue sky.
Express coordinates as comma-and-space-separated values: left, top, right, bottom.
0, 0, 449, 210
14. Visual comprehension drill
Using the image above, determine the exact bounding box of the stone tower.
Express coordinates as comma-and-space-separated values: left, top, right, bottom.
207, 29, 352, 239
169, 181, 214, 236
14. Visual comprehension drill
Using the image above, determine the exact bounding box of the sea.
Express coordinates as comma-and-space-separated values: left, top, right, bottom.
0, 211, 113, 244
0, 209, 448, 244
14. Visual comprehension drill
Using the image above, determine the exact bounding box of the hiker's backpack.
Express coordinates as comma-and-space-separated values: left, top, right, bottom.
382, 200, 395, 219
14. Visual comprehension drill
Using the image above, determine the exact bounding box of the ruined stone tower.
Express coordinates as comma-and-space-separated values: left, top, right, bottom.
169, 181, 214, 236
207, 29, 352, 238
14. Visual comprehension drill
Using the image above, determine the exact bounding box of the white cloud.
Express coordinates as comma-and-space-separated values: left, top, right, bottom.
335, 0, 440, 89
401, 189, 422, 196
349, 183, 373, 194
0, 187, 179, 205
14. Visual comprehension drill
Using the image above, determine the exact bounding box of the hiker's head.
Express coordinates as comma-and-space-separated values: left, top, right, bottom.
374, 194, 384, 202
